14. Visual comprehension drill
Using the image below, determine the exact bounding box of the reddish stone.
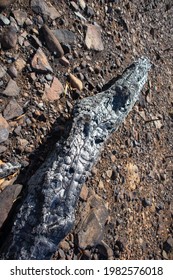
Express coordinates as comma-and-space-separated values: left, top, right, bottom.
31, 48, 53, 73
43, 77, 64, 101
85, 24, 104, 51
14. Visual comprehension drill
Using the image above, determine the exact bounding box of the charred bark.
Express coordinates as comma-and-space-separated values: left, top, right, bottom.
1, 57, 151, 259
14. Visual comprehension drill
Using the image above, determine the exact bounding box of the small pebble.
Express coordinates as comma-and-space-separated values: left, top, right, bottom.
46, 74, 53, 81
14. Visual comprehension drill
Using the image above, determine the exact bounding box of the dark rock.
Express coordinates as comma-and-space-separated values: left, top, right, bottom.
61, 43, 71, 54
0, 184, 23, 229
53, 29, 76, 45
142, 197, 152, 207
3, 99, 23, 120
82, 249, 91, 259
8, 65, 18, 78
162, 250, 168, 259
1, 26, 18, 49
116, 240, 125, 252
163, 237, 173, 253
30, 34, 42, 48
77, 194, 108, 248
41, 25, 64, 58
86, 6, 94, 17
85, 78, 95, 90
0, 114, 9, 143
31, 0, 44, 13
94, 65, 101, 74
97, 241, 114, 259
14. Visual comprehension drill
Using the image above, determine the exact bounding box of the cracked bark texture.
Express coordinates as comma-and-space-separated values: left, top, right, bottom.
1, 57, 151, 260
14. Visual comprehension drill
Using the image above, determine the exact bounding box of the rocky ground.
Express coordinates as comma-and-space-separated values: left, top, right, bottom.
0, 0, 172, 260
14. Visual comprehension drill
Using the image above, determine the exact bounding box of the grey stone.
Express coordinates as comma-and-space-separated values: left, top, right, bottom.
0, 145, 7, 153
0, 14, 10, 25
77, 194, 108, 248
45, 74, 53, 81
0, 64, 6, 78
13, 9, 27, 26
70, 1, 79, 11
31, 0, 50, 14
2, 79, 20, 96
1, 26, 18, 49
74, 11, 87, 21
31, 0, 60, 20
8, 65, 18, 78
0, 162, 21, 179
3, 99, 23, 120
86, 6, 94, 17
52, 29, 76, 45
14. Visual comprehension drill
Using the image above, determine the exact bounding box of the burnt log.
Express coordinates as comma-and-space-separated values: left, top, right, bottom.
1, 57, 151, 259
